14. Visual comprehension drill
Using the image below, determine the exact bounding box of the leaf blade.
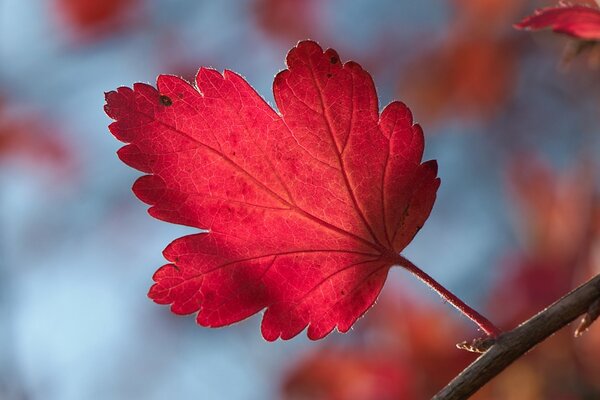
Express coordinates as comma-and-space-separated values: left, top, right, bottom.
105, 40, 439, 340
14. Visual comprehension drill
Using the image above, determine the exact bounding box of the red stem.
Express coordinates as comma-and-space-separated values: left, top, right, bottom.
396, 255, 502, 337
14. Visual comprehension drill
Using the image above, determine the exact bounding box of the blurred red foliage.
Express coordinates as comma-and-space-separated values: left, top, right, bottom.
399, 0, 525, 125
360, 296, 478, 395
281, 295, 481, 399
507, 154, 595, 266
0, 98, 71, 171
282, 349, 416, 400
400, 34, 519, 124
253, 0, 321, 43
483, 153, 600, 398
489, 154, 596, 326
53, 0, 139, 42
453, 0, 525, 31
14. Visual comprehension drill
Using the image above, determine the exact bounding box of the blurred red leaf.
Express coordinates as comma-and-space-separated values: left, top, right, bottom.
487, 254, 600, 397
362, 296, 478, 396
488, 256, 574, 326
400, 34, 518, 124
397, 0, 525, 125
515, 4, 600, 40
105, 40, 439, 340
282, 349, 417, 400
488, 155, 597, 327
482, 153, 600, 397
253, 0, 320, 43
0, 100, 71, 170
453, 0, 525, 31
507, 154, 595, 265
54, 0, 139, 41
282, 295, 484, 399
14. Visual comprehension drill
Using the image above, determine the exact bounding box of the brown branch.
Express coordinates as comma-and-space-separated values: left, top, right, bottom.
433, 273, 600, 400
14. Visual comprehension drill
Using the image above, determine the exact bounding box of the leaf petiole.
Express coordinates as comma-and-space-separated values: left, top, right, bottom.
396, 255, 502, 337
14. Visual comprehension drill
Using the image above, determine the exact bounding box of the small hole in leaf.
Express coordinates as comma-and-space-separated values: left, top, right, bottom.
160, 95, 173, 106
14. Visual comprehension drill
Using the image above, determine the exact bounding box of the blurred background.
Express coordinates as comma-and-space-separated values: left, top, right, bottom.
1, 0, 599, 399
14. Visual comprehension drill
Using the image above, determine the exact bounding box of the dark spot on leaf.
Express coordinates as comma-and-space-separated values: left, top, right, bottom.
327, 73, 332, 78
177, 93, 184, 99
160, 95, 173, 106
330, 56, 338, 64
340, 290, 346, 296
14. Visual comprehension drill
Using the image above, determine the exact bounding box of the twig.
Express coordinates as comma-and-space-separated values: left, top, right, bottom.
433, 273, 600, 400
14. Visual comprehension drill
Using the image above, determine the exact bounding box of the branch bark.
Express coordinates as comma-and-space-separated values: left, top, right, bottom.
433, 273, 600, 400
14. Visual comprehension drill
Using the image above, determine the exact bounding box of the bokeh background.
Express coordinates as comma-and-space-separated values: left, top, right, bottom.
1, 0, 599, 399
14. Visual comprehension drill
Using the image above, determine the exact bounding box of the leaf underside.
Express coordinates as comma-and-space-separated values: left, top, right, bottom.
105, 40, 439, 340
515, 5, 600, 40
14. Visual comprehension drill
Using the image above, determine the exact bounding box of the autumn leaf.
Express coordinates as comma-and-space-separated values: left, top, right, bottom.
515, 4, 600, 40
105, 40, 440, 340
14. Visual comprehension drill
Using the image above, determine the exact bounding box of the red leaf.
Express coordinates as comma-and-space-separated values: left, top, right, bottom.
105, 41, 439, 340
515, 4, 600, 40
